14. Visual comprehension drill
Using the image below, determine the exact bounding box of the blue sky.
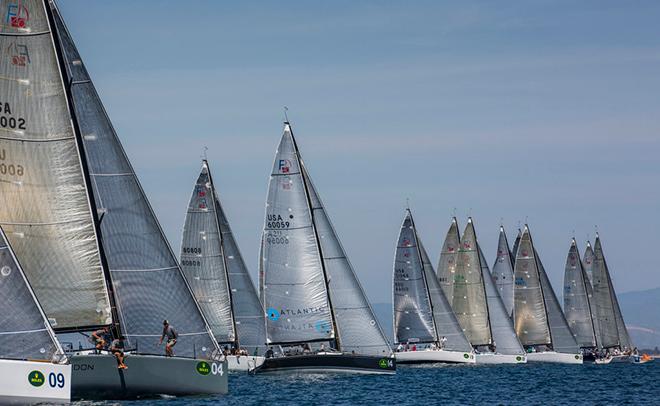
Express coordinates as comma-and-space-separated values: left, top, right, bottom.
59, 0, 660, 303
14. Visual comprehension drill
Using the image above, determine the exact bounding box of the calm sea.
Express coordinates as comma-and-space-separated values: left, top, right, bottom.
74, 361, 659, 405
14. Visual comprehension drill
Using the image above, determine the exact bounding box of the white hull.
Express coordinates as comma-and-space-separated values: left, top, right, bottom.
475, 353, 527, 364
395, 350, 475, 364
227, 355, 265, 371
594, 357, 613, 365
0, 359, 71, 404
526, 351, 583, 364
611, 355, 632, 363
71, 353, 227, 399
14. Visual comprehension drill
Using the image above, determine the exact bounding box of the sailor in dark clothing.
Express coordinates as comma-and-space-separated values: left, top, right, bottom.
159, 320, 178, 357
91, 326, 110, 351
110, 336, 128, 369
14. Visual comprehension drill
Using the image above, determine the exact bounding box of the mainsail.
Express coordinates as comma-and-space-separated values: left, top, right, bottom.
303, 163, 390, 355
48, 1, 219, 357
181, 160, 266, 351
0, 226, 64, 361
492, 226, 515, 318
583, 241, 595, 286
436, 218, 460, 305
563, 239, 597, 348
261, 123, 334, 345
511, 229, 522, 262
393, 210, 436, 344
592, 234, 632, 350
478, 247, 525, 356
514, 226, 551, 346
0, 0, 112, 330
452, 219, 491, 346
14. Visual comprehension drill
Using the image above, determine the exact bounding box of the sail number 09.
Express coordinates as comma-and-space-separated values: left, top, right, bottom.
48, 372, 65, 388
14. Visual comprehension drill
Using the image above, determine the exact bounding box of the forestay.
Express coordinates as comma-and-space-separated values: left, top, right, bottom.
303, 163, 391, 355
536, 250, 579, 354
261, 124, 334, 345
51, 3, 219, 357
0, 0, 112, 330
437, 218, 460, 302
514, 227, 551, 346
0, 226, 65, 361
181, 161, 236, 344
419, 239, 473, 352
479, 247, 524, 356
492, 226, 515, 318
563, 240, 597, 348
453, 219, 491, 346
393, 210, 436, 344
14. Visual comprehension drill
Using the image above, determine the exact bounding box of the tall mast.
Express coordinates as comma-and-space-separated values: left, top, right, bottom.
288, 122, 341, 350
205, 159, 239, 348
45, 0, 121, 335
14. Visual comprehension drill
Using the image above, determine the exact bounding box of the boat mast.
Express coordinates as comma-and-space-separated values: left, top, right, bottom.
44, 0, 121, 336
288, 122, 341, 351
205, 159, 240, 349
409, 210, 440, 344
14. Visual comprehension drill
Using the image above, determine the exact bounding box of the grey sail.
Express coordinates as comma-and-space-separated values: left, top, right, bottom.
393, 211, 436, 344
478, 247, 525, 355
0, 226, 65, 361
563, 239, 597, 348
302, 163, 391, 355
51, 4, 219, 357
511, 229, 522, 262
0, 0, 112, 330
492, 226, 515, 318
583, 242, 595, 286
514, 226, 551, 346
536, 250, 580, 353
437, 218, 460, 305
593, 235, 632, 349
261, 124, 334, 345
419, 239, 473, 352
453, 219, 491, 346
181, 161, 236, 344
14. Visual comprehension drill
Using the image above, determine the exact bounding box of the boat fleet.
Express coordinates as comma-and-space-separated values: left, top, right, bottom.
0, 0, 649, 403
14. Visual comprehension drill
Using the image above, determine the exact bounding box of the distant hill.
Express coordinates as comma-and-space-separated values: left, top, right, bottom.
372, 287, 660, 349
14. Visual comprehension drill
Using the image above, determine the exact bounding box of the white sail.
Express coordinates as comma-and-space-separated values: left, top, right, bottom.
514, 226, 551, 346
563, 239, 597, 348
0, 0, 112, 330
478, 247, 525, 356
492, 226, 515, 319
181, 161, 236, 344
536, 250, 580, 354
261, 124, 334, 345
303, 163, 391, 355
583, 241, 595, 287
511, 229, 522, 262
0, 226, 65, 361
51, 2, 219, 357
437, 218, 460, 303
393, 210, 436, 343
453, 219, 491, 346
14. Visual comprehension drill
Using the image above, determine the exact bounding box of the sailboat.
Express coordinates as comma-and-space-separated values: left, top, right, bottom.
0, 226, 71, 403
513, 226, 582, 364
0, 0, 226, 398
491, 226, 515, 319
563, 239, 598, 360
591, 233, 633, 362
181, 159, 267, 371
392, 209, 475, 364
450, 218, 526, 364
583, 241, 596, 287
256, 122, 395, 374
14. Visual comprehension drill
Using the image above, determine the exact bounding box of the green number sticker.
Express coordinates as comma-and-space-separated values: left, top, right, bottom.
378, 359, 389, 368
28, 371, 45, 387
196, 361, 210, 375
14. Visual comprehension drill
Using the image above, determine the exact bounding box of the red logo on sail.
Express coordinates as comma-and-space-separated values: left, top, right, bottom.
447, 246, 454, 252
7, 43, 29, 66
198, 198, 207, 209
463, 241, 471, 249
278, 159, 291, 174
403, 250, 411, 258
402, 238, 411, 247
6, 3, 29, 28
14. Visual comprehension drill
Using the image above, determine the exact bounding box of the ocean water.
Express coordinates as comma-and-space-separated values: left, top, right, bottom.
75, 361, 659, 406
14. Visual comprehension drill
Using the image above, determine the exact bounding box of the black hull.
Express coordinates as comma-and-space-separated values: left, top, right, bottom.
256, 354, 396, 375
